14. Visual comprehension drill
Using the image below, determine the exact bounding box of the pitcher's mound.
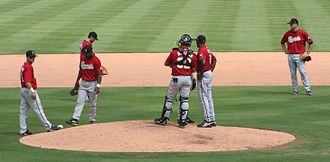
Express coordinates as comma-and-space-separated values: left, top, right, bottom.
20, 120, 295, 152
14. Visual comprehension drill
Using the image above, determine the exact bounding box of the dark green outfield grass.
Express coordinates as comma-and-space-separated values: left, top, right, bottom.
1, 0, 330, 54
0, 86, 329, 162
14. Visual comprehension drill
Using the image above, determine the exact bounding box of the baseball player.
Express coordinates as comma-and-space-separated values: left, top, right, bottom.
281, 18, 313, 96
154, 34, 197, 128
19, 50, 61, 136
66, 45, 102, 126
195, 35, 217, 128
79, 31, 98, 102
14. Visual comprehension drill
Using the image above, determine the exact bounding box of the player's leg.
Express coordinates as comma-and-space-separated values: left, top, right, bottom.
88, 92, 98, 123
19, 89, 31, 135
205, 71, 216, 126
288, 54, 299, 95
197, 79, 208, 122
28, 91, 54, 131
296, 59, 311, 95
197, 73, 213, 128
177, 76, 192, 128
155, 77, 179, 125
67, 89, 88, 126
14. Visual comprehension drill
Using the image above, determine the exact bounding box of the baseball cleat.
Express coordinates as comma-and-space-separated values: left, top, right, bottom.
66, 118, 79, 126
210, 121, 217, 127
89, 121, 96, 124
20, 130, 32, 136
293, 91, 299, 96
197, 120, 213, 128
47, 125, 62, 132
178, 119, 187, 128
154, 117, 168, 126
306, 91, 312, 96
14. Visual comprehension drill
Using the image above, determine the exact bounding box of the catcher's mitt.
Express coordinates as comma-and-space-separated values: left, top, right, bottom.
301, 55, 312, 62
191, 78, 197, 90
100, 66, 108, 75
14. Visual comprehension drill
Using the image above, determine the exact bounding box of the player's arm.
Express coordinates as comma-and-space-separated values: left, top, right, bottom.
23, 68, 36, 100
306, 33, 313, 55
94, 60, 102, 94
25, 82, 36, 100
280, 33, 288, 54
197, 52, 206, 80
164, 52, 173, 67
211, 54, 217, 72
74, 69, 82, 89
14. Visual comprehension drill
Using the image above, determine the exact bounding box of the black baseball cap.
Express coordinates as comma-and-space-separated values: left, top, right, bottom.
288, 18, 299, 25
196, 35, 206, 44
82, 45, 93, 55
26, 50, 37, 58
88, 31, 98, 40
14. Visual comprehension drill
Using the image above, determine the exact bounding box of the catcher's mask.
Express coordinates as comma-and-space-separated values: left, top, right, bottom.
82, 45, 93, 59
178, 34, 192, 46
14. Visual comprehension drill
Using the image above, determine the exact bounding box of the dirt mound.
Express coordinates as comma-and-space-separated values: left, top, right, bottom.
20, 120, 295, 152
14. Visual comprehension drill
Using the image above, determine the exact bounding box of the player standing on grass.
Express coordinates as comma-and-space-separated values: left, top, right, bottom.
281, 18, 313, 96
66, 46, 102, 126
195, 35, 217, 128
19, 50, 61, 136
154, 34, 197, 128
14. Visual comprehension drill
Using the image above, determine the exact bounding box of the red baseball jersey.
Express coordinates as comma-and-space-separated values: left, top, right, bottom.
80, 40, 92, 55
20, 62, 37, 89
281, 29, 313, 54
165, 47, 197, 76
80, 55, 101, 81
197, 44, 217, 72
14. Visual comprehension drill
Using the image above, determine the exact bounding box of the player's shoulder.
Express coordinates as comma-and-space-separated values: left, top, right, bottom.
23, 62, 32, 69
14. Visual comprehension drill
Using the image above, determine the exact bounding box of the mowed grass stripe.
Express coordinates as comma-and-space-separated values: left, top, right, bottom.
26, 0, 134, 54
194, 0, 240, 52
265, 0, 298, 51
0, 0, 88, 54
87, 0, 161, 53
292, 0, 330, 52
0, 0, 39, 15
148, 0, 211, 52
231, 0, 273, 52
112, 0, 187, 52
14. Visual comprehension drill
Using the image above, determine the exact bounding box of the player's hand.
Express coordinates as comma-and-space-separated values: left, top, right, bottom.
31, 92, 36, 100
95, 87, 100, 94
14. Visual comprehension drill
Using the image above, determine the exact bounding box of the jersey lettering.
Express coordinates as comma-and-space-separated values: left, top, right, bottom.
81, 61, 94, 69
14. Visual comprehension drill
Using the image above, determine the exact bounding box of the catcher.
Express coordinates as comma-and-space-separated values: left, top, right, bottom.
154, 34, 197, 128
281, 18, 313, 96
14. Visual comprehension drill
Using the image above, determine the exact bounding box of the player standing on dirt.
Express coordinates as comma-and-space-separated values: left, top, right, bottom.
66, 46, 102, 126
80, 31, 98, 55
154, 34, 197, 128
281, 18, 313, 96
195, 35, 217, 128
19, 50, 62, 136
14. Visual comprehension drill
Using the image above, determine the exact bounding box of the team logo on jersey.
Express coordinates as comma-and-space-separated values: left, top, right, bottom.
81, 61, 94, 69
288, 36, 301, 43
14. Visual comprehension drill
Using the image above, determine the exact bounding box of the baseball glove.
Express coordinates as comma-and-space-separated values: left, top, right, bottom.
191, 78, 197, 90
100, 66, 109, 75
70, 88, 78, 96
301, 55, 312, 62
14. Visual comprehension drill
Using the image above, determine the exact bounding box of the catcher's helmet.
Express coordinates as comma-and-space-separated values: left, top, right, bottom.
179, 34, 192, 46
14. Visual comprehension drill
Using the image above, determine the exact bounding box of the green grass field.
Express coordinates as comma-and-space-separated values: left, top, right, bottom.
1, 0, 330, 54
1, 87, 330, 162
